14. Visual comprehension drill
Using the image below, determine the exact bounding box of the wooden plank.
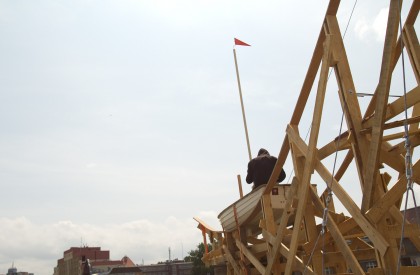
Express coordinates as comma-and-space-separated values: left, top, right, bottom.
365, 0, 420, 119
361, 0, 400, 212
399, 267, 420, 275
382, 129, 420, 142
234, 238, 265, 274
386, 224, 420, 238
318, 131, 350, 159
194, 217, 222, 234
287, 124, 389, 255
289, 0, 340, 126
366, 158, 420, 223
264, 178, 298, 275
284, 33, 333, 275
361, 115, 420, 134
262, 229, 314, 274
326, 15, 370, 191
334, 150, 354, 181
222, 245, 241, 275
309, 187, 365, 275
378, 142, 405, 172
388, 134, 420, 154
263, 0, 341, 195
404, 24, 420, 83
304, 189, 323, 274
404, 0, 420, 26
362, 85, 420, 129
261, 193, 282, 275
313, 248, 376, 266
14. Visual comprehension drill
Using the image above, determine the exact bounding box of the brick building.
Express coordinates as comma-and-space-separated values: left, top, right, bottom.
54, 247, 136, 275
139, 260, 193, 275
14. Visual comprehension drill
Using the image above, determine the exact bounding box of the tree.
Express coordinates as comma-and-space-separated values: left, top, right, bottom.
184, 242, 214, 275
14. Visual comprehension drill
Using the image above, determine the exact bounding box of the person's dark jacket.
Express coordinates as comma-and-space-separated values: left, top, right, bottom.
246, 148, 286, 189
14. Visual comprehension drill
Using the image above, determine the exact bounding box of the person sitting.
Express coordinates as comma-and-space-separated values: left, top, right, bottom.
246, 148, 286, 190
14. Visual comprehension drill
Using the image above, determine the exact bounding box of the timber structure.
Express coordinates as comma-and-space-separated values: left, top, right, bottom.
195, 0, 420, 274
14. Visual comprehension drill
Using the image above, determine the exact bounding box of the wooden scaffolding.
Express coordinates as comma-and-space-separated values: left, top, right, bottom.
195, 0, 420, 274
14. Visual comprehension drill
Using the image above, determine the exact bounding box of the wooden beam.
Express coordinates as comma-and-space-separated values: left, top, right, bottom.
362, 0, 400, 212
262, 229, 315, 274
263, 0, 341, 195
287, 124, 389, 255
361, 115, 420, 134
362, 85, 420, 129
264, 178, 298, 275
327, 14, 370, 191
284, 33, 333, 275
388, 133, 420, 154
366, 158, 420, 223
318, 131, 351, 159
309, 187, 365, 275
222, 245, 241, 275
334, 150, 354, 181
382, 129, 420, 142
234, 238, 265, 274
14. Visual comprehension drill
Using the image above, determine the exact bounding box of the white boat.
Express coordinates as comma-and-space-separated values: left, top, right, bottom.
218, 184, 293, 233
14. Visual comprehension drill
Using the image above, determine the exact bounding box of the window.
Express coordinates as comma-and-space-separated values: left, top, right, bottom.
325, 267, 335, 275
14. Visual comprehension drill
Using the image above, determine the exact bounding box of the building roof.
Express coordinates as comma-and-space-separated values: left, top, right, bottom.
109, 266, 142, 274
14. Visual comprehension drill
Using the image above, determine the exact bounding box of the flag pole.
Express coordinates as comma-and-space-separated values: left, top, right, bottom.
233, 47, 252, 161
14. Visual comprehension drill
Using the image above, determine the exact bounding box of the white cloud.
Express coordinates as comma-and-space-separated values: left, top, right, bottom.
0, 216, 208, 275
354, 7, 389, 42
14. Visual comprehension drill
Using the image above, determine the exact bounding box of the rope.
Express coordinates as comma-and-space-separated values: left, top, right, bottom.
321, 111, 345, 273
303, 110, 345, 275
286, 0, 358, 185
302, 1, 358, 273
396, 1, 419, 272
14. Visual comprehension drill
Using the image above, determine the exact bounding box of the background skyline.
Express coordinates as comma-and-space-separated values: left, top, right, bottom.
1, 1, 419, 274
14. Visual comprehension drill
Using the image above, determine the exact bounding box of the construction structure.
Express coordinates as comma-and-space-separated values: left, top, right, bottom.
195, 0, 420, 274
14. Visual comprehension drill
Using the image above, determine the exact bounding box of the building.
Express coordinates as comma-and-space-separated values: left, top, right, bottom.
139, 260, 193, 275
107, 266, 143, 275
54, 247, 136, 275
2, 265, 34, 275
91, 266, 143, 275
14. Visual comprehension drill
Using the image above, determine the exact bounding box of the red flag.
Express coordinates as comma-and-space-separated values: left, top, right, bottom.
234, 38, 251, 46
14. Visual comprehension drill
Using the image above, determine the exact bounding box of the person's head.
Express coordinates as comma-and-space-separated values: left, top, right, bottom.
258, 148, 270, 156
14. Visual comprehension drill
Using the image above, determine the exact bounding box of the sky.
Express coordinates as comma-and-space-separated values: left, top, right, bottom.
0, 0, 419, 274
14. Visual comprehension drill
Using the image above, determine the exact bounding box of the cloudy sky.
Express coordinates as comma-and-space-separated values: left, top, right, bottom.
0, 1, 419, 274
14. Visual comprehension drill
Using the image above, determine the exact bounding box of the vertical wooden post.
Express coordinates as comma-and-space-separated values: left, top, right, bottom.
233, 48, 252, 161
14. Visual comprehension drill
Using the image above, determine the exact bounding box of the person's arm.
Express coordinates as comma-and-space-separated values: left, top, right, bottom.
277, 168, 286, 183
246, 160, 254, 184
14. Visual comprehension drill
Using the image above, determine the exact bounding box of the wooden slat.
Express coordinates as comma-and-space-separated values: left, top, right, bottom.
388, 133, 420, 154
284, 33, 333, 275
362, 0, 400, 212
264, 178, 298, 275
361, 115, 420, 134
234, 238, 265, 274
318, 131, 350, 159
262, 229, 315, 274
309, 187, 365, 275
366, 159, 420, 223
263, 0, 341, 195
362, 85, 420, 129
327, 14, 370, 191
287, 124, 389, 255
222, 245, 240, 275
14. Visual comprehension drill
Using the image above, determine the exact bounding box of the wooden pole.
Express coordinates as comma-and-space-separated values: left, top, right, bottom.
233, 48, 252, 161
237, 174, 244, 198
